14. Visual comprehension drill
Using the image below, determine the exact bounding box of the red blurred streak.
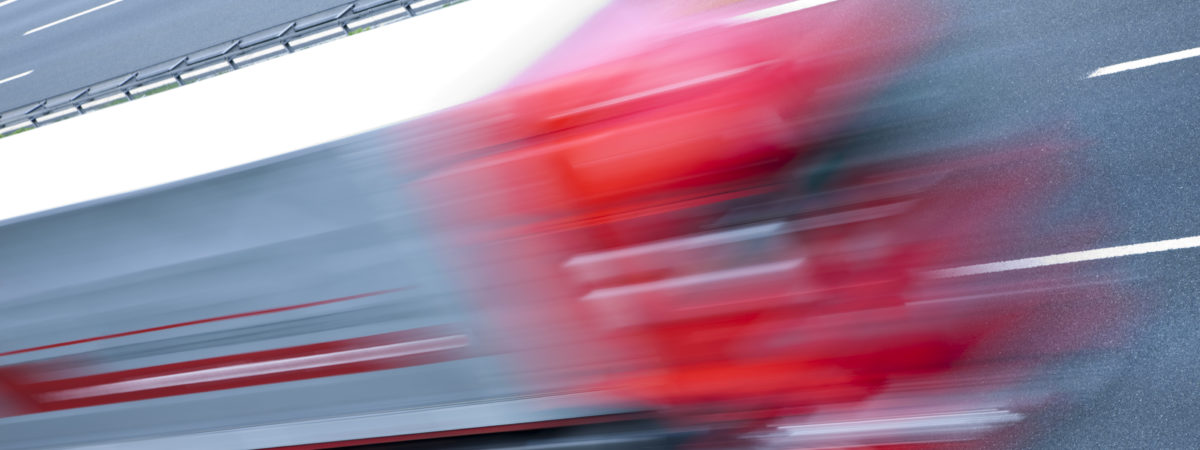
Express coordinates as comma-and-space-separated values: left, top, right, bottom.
0, 288, 407, 357
17, 326, 468, 413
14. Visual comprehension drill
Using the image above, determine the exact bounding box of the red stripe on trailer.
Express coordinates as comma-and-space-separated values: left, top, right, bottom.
0, 288, 407, 357
18, 326, 469, 413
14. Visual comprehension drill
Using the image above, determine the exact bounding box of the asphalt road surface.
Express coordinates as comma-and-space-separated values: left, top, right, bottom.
0, 0, 353, 113
888, 1, 1200, 447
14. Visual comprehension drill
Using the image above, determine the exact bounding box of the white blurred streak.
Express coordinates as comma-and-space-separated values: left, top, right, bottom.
583, 259, 804, 301
565, 222, 787, 271
725, 0, 839, 25
0, 0, 610, 223
781, 409, 1023, 443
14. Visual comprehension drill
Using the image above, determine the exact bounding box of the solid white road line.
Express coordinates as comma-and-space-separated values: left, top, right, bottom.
933, 235, 1200, 277
726, 0, 839, 24
23, 0, 122, 36
1088, 46, 1200, 78
0, 69, 32, 86
0, 0, 20, 9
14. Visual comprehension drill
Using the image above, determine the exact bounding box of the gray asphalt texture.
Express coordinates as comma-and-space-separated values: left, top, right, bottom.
887, 1, 1200, 448
0, 0, 351, 112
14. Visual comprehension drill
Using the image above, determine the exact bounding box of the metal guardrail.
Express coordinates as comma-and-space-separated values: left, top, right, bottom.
0, 0, 471, 137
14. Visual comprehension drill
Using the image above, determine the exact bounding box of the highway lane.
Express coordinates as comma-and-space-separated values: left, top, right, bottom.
0, 0, 352, 113
887, 0, 1200, 447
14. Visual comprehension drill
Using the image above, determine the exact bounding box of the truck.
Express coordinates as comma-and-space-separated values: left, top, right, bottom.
0, 0, 1117, 448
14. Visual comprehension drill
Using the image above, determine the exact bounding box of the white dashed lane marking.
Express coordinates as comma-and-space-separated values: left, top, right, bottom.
0, 70, 32, 86
24, 0, 123, 36
934, 235, 1200, 277
1088, 46, 1200, 78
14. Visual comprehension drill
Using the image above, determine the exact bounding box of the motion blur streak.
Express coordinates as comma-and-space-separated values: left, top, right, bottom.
726, 0, 839, 24
43, 335, 467, 402
0, 289, 404, 357
781, 409, 1024, 442
0, 0, 1132, 448
0, 0, 608, 223
11, 329, 470, 413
